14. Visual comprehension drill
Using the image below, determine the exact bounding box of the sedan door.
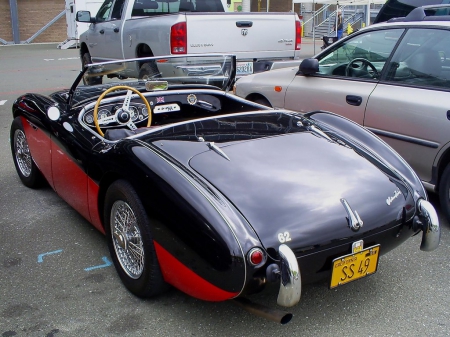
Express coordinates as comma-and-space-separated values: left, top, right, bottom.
364, 28, 450, 183
285, 29, 405, 126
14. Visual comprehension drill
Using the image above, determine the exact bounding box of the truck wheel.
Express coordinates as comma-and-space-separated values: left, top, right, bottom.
82, 52, 103, 85
139, 62, 161, 80
439, 164, 450, 223
104, 180, 168, 298
10, 117, 44, 188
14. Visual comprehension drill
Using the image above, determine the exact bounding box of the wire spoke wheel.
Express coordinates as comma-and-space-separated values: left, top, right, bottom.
111, 200, 144, 279
14, 129, 32, 177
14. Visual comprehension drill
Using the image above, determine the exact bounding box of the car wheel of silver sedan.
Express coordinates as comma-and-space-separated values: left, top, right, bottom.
438, 164, 450, 223
10, 117, 44, 188
104, 179, 167, 297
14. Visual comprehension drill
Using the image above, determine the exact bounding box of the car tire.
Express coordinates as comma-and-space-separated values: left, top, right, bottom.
82, 52, 103, 85
10, 117, 44, 188
138, 62, 161, 80
104, 179, 167, 298
252, 96, 272, 107
439, 164, 450, 222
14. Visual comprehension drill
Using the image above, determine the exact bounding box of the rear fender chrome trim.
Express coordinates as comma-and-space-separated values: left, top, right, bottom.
277, 244, 301, 307
417, 199, 440, 251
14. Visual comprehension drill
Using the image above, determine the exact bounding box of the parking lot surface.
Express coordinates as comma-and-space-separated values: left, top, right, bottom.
0, 42, 449, 337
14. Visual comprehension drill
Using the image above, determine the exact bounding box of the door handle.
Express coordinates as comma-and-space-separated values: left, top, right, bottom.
114, 27, 119, 33
99, 29, 105, 34
346, 95, 362, 106
236, 21, 253, 28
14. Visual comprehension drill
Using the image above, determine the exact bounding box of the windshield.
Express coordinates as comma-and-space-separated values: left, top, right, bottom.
69, 54, 236, 107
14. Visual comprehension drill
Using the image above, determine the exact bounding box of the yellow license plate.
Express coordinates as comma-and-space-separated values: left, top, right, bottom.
330, 245, 380, 289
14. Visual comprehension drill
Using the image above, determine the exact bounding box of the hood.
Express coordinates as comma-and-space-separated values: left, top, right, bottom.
189, 132, 414, 251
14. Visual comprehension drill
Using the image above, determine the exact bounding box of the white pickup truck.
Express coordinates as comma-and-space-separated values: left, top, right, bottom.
76, 0, 302, 84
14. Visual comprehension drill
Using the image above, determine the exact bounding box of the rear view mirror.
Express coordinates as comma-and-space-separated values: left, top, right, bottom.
76, 11, 93, 23
299, 58, 319, 76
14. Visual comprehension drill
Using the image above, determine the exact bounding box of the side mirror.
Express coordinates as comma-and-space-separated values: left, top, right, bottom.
299, 58, 319, 76
76, 11, 93, 23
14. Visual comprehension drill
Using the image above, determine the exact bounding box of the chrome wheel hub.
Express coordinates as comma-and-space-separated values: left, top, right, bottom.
14, 129, 32, 177
110, 200, 144, 279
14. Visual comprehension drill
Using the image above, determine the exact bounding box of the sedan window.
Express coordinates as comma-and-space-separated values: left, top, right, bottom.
317, 29, 404, 79
385, 28, 450, 89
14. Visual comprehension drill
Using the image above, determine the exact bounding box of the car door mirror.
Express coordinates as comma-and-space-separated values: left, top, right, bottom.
299, 58, 319, 76
76, 11, 93, 23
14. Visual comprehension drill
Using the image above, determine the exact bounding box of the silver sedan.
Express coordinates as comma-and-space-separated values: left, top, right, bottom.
235, 9, 450, 222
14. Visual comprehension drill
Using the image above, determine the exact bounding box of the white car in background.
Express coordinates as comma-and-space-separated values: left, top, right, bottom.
235, 5, 450, 222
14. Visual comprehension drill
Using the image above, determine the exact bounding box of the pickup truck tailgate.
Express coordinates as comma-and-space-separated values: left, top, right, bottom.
186, 12, 298, 60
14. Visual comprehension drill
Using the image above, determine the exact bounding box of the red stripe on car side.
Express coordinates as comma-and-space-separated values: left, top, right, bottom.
153, 241, 239, 301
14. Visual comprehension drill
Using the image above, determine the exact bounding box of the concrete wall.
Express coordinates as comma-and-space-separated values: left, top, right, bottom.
0, 0, 66, 44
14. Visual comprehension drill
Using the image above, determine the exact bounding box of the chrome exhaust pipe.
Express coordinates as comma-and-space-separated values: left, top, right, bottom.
233, 297, 293, 324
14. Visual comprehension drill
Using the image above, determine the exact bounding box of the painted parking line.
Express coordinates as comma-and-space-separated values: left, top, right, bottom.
84, 256, 112, 271
37, 249, 63, 263
0, 100, 7, 105
43, 57, 79, 62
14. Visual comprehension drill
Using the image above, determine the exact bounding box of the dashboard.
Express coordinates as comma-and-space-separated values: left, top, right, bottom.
82, 92, 222, 129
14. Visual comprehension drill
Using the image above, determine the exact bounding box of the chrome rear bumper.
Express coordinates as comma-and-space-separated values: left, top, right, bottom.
276, 244, 301, 307
417, 199, 440, 251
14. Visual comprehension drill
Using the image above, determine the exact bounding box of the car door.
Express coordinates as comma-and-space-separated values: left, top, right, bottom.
88, 0, 125, 62
364, 28, 450, 183
284, 29, 405, 125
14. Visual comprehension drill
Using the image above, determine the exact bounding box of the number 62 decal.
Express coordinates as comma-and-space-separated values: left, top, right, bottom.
277, 231, 292, 243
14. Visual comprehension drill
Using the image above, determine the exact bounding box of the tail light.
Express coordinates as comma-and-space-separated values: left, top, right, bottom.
248, 248, 266, 267
295, 20, 302, 50
171, 22, 187, 54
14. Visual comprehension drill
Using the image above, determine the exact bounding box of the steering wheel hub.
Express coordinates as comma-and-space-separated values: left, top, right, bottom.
117, 110, 131, 124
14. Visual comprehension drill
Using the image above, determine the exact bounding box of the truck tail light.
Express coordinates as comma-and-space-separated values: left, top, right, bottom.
295, 20, 302, 50
171, 22, 187, 54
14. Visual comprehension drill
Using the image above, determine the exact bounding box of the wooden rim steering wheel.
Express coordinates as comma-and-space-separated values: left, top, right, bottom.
93, 85, 152, 137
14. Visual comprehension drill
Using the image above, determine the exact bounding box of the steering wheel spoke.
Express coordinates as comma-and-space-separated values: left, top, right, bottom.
126, 121, 138, 131
122, 90, 132, 112
93, 85, 152, 137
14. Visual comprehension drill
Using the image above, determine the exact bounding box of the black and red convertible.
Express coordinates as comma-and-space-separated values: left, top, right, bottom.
10, 55, 440, 323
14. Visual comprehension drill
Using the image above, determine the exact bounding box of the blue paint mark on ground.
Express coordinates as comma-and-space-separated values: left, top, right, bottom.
84, 256, 112, 271
37, 249, 63, 263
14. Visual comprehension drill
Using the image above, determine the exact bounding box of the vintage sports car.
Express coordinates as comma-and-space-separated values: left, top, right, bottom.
10, 55, 440, 324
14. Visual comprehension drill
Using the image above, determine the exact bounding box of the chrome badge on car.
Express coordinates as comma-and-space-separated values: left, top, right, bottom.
386, 189, 401, 206
341, 198, 363, 231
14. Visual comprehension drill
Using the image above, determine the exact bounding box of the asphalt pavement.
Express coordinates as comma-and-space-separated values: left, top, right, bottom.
0, 41, 449, 337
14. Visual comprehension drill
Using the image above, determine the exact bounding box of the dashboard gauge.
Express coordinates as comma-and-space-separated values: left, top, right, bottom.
129, 106, 139, 121
85, 115, 94, 124
142, 107, 148, 116
98, 109, 111, 123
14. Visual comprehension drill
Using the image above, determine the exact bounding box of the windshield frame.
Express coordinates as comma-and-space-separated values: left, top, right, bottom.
68, 54, 237, 107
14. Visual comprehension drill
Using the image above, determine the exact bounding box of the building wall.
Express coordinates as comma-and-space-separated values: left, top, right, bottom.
251, 0, 292, 12
1, 0, 66, 44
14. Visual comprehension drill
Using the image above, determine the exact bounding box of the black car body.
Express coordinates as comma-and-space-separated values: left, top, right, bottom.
10, 55, 440, 324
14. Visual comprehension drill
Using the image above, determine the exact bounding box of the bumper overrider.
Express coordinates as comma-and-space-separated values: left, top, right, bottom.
416, 199, 440, 252
269, 198, 440, 309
